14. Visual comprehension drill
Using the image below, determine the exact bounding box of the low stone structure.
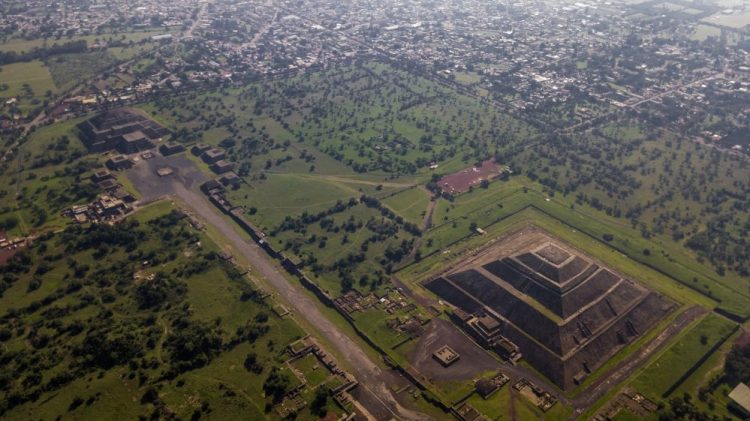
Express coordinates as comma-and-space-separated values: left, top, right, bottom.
433, 345, 460, 367
159, 141, 186, 156
106, 155, 133, 171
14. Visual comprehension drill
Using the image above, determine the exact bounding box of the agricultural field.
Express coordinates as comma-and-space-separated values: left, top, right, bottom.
0, 201, 341, 420
382, 187, 431, 226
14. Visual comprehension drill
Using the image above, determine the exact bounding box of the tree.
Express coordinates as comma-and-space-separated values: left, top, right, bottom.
263, 367, 291, 403
135, 273, 185, 309
164, 321, 223, 371
243, 353, 263, 374
725, 343, 750, 386
76, 331, 140, 369
310, 387, 329, 417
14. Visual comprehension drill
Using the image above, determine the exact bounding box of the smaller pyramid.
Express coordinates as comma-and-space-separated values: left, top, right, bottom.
78, 108, 170, 153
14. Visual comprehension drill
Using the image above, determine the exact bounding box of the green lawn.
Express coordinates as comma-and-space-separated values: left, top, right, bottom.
0, 31, 173, 54
227, 173, 359, 230
291, 353, 330, 387
0, 60, 57, 114
382, 187, 431, 226
629, 313, 737, 400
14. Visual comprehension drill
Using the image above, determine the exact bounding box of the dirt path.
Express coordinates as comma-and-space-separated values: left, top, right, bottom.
174, 185, 429, 420
249, 1, 277, 47
155, 315, 169, 364
509, 387, 518, 421
293, 173, 417, 188
401, 191, 437, 267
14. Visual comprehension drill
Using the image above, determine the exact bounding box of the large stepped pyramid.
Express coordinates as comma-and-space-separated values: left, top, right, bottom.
426, 229, 675, 390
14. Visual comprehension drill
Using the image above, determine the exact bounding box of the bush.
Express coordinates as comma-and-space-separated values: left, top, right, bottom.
68, 396, 85, 411
310, 387, 329, 417
134, 273, 185, 309
164, 321, 223, 371
243, 352, 263, 374
263, 367, 291, 403
725, 343, 750, 386
75, 331, 141, 369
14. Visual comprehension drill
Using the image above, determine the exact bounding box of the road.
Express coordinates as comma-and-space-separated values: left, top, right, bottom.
185, 0, 210, 39
248, 1, 278, 48
627, 73, 721, 108
127, 155, 431, 420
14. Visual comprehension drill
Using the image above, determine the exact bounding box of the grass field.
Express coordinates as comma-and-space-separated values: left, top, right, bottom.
629, 313, 736, 400
382, 186, 431, 225
47, 51, 120, 89
464, 388, 512, 420
2, 54, 748, 420
0, 60, 58, 114
401, 176, 749, 319
668, 327, 741, 419
1, 200, 343, 420
0, 116, 106, 237
453, 72, 482, 85
131, 60, 748, 413
226, 173, 364, 230
0, 60, 56, 95
0, 31, 174, 54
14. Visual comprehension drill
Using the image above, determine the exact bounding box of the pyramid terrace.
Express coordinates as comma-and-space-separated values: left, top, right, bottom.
425, 227, 675, 390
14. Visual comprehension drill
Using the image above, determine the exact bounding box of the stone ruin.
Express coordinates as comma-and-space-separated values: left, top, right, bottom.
425, 229, 675, 390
